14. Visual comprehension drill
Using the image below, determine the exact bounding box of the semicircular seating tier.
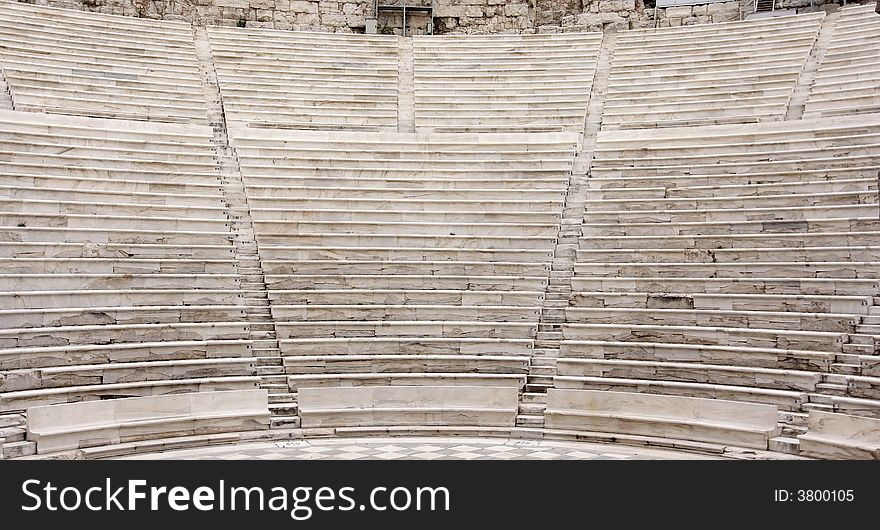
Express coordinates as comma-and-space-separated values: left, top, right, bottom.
602, 12, 824, 130
207, 26, 400, 131
560, 113, 880, 455
413, 32, 602, 133
229, 127, 579, 436
804, 4, 880, 119
0, 111, 265, 454
0, 0, 208, 124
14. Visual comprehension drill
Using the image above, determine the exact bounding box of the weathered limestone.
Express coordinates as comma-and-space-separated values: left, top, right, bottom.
804, 5, 880, 119
544, 388, 781, 449
413, 32, 602, 132
565, 113, 880, 445
207, 26, 399, 130
797, 411, 880, 459
0, 110, 260, 412
13, 0, 867, 35
229, 128, 578, 422
298, 385, 519, 428
0, 1, 208, 124
25, 389, 270, 454
603, 13, 824, 129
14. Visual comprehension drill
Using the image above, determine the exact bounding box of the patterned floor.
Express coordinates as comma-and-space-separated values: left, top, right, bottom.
121, 437, 720, 460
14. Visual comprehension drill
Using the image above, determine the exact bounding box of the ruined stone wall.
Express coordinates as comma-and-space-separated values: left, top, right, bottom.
433, 0, 533, 34
21, 0, 532, 32
23, 0, 373, 31
16, 0, 871, 33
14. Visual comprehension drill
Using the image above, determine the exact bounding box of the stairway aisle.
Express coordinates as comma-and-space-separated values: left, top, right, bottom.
515, 33, 617, 430
398, 37, 415, 133
193, 28, 298, 430
786, 11, 839, 120
0, 69, 12, 110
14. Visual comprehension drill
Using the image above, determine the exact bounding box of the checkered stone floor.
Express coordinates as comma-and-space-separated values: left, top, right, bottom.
121, 437, 720, 460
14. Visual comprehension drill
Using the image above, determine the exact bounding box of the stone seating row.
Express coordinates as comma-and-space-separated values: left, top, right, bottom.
564, 115, 880, 443
298, 385, 519, 429
603, 13, 824, 129
232, 130, 575, 405
0, 111, 257, 413
208, 26, 398, 131
0, 1, 208, 124
804, 4, 880, 119
571, 277, 878, 296
569, 292, 871, 314
797, 410, 880, 459
544, 389, 781, 450
25, 389, 269, 455
413, 32, 601, 132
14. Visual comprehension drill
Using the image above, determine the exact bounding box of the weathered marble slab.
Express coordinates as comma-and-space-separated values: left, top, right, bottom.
545, 388, 779, 449
25, 389, 269, 454
798, 411, 880, 459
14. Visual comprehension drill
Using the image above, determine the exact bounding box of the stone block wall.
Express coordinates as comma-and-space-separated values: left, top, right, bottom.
652, 1, 741, 29
557, 0, 648, 32
23, 0, 372, 31
14, 0, 874, 33
433, 0, 533, 34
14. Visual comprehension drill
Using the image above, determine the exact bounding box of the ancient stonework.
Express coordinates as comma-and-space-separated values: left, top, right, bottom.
14, 0, 870, 33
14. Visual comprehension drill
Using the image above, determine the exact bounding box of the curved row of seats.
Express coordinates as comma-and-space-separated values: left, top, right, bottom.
413, 32, 602, 133
207, 27, 399, 131
0, 0, 207, 124
0, 110, 261, 417
804, 4, 880, 119
229, 127, 579, 425
4, 1, 876, 135
602, 12, 824, 130
564, 113, 880, 450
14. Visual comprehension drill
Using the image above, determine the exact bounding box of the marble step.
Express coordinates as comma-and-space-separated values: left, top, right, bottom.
769, 436, 800, 455
269, 402, 299, 415
525, 381, 553, 392
831, 363, 862, 375
0, 426, 25, 443
271, 416, 301, 429
515, 414, 545, 428
519, 403, 547, 415
269, 394, 297, 405
2, 440, 36, 459
522, 392, 547, 404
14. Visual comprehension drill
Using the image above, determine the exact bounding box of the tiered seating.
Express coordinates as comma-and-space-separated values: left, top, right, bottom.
797, 410, 880, 459
0, 110, 260, 412
0, 1, 207, 124
230, 128, 579, 424
413, 33, 602, 132
603, 13, 824, 129
26, 389, 270, 455
207, 27, 399, 130
804, 4, 880, 119
545, 389, 781, 450
562, 114, 880, 443
299, 386, 518, 430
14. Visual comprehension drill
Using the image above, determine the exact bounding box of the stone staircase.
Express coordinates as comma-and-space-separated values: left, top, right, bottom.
515, 174, 586, 429
785, 10, 839, 120
753, 0, 776, 13
193, 28, 297, 430
514, 33, 615, 429
397, 37, 415, 133
796, 303, 880, 429
0, 412, 32, 459
0, 69, 13, 110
